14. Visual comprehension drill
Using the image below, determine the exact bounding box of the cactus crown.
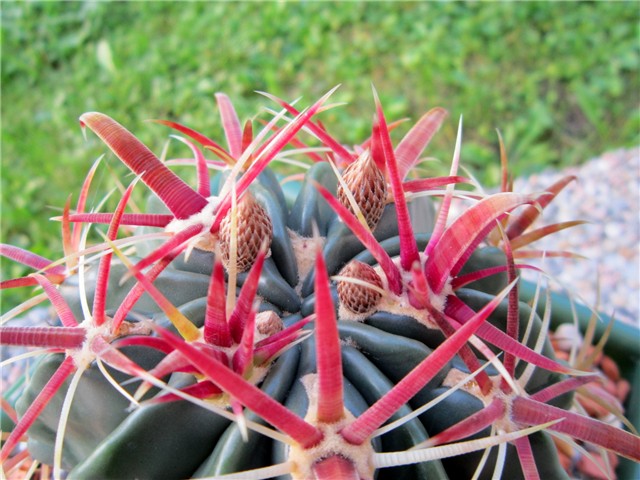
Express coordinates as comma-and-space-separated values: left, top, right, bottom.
1, 88, 638, 480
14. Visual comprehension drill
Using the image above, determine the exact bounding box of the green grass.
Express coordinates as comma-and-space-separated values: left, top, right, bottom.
1, 1, 638, 310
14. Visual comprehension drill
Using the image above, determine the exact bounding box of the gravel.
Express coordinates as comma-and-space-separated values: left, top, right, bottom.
513, 147, 639, 329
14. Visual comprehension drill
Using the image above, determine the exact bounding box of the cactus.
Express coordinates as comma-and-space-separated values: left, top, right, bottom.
1, 89, 638, 480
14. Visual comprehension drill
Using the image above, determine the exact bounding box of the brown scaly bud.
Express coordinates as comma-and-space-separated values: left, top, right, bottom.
219, 191, 272, 272
256, 310, 284, 337
337, 152, 387, 230
337, 260, 384, 315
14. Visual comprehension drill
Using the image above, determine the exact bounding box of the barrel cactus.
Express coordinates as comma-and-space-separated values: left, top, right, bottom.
1, 88, 638, 479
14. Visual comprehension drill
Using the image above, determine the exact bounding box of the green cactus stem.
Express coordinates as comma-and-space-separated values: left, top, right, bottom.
1, 90, 638, 480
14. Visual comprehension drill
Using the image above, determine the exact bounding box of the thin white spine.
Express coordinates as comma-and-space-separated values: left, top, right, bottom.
53, 363, 88, 479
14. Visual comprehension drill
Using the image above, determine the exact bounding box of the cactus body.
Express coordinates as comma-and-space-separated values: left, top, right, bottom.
6, 93, 637, 480
16, 163, 567, 479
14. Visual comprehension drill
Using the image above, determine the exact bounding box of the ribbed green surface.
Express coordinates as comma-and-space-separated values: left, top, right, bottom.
15, 165, 573, 479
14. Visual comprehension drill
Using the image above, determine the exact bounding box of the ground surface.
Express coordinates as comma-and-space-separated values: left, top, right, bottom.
517, 147, 639, 329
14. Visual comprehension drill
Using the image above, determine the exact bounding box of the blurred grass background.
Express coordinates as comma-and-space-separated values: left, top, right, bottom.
1, 1, 638, 310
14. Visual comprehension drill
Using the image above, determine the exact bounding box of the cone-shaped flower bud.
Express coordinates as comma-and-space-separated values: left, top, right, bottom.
337, 152, 387, 230
219, 192, 273, 272
337, 260, 383, 315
